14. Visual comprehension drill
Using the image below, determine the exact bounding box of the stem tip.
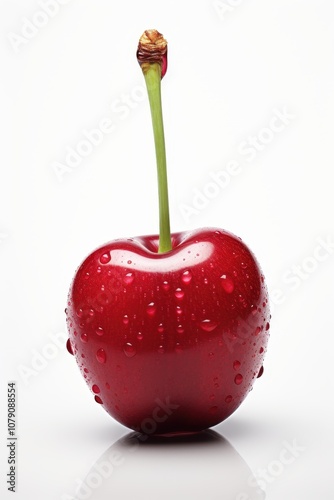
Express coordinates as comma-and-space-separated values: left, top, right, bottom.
137, 29, 168, 78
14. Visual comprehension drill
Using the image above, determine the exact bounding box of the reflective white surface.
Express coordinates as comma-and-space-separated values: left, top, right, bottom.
1, 0, 334, 498
80, 431, 265, 500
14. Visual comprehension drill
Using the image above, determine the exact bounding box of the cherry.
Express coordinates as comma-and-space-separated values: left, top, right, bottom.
66, 30, 270, 435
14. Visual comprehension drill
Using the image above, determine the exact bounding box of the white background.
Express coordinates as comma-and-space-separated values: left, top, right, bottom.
1, 0, 333, 498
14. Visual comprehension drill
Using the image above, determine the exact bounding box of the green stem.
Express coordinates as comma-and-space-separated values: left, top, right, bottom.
143, 63, 172, 253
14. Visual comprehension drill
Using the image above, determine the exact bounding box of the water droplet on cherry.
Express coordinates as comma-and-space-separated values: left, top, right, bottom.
80, 333, 88, 343
233, 360, 241, 371
209, 406, 218, 414
157, 324, 164, 333
181, 270, 192, 284
266, 322, 270, 331
92, 384, 100, 394
76, 308, 83, 318
157, 345, 165, 354
146, 302, 156, 317
177, 325, 184, 334
200, 319, 218, 332
94, 396, 103, 404
225, 395, 233, 403
66, 339, 74, 355
123, 315, 129, 325
124, 272, 134, 285
257, 366, 264, 378
220, 275, 235, 293
124, 343, 136, 358
175, 343, 182, 353
95, 327, 104, 336
234, 374, 243, 385
175, 305, 183, 316
259, 347, 264, 354
96, 348, 106, 364
162, 281, 170, 292
174, 288, 184, 299
137, 332, 143, 340
100, 253, 111, 264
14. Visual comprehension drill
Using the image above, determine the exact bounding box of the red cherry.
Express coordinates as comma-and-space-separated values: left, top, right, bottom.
66, 30, 270, 435
66, 228, 269, 434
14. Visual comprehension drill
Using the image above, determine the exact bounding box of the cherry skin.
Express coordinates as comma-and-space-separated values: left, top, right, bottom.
66, 227, 270, 435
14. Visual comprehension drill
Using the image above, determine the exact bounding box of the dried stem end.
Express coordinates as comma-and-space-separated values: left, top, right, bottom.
137, 29, 168, 78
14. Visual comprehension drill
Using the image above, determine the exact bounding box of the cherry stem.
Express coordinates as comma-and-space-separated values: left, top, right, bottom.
143, 64, 171, 253
138, 31, 171, 253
